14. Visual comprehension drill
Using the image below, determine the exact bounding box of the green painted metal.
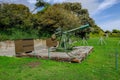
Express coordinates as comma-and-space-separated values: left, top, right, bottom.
64, 24, 89, 33
56, 24, 90, 51
55, 24, 90, 35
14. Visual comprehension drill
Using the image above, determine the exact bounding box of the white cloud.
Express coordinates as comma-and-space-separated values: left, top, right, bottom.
64, 0, 99, 15
99, 19, 120, 31
63, 0, 120, 16
93, 0, 119, 15
1, 0, 118, 16
27, 0, 36, 4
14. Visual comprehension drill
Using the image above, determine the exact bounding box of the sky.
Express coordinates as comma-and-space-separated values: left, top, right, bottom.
0, 0, 120, 31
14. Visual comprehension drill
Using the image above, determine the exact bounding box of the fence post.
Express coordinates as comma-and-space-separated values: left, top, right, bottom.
48, 48, 50, 59
115, 49, 118, 71
118, 40, 120, 45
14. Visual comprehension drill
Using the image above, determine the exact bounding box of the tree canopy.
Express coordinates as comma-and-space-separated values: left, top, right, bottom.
36, 2, 100, 36
0, 2, 106, 39
0, 3, 33, 31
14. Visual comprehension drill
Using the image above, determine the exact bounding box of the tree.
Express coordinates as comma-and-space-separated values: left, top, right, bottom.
0, 3, 33, 34
112, 29, 120, 33
54, 3, 95, 26
34, 2, 103, 38
36, 5, 80, 36
54, 3, 97, 38
105, 30, 111, 33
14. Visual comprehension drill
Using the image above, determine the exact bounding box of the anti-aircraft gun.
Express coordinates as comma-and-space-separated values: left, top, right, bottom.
46, 24, 90, 52
56, 24, 90, 51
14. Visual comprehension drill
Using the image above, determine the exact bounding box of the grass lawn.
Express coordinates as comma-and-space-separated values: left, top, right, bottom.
0, 37, 120, 80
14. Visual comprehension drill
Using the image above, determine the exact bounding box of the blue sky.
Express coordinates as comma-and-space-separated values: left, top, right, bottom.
0, 0, 120, 31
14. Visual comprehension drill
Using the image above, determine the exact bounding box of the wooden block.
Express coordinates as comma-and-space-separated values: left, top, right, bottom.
23, 46, 34, 52
15, 40, 24, 54
22, 39, 34, 46
71, 58, 80, 63
15, 39, 34, 54
46, 38, 57, 47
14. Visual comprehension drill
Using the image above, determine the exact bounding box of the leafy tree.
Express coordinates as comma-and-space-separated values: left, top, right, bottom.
55, 3, 95, 26
35, 2, 103, 38
0, 3, 33, 34
105, 30, 111, 33
37, 5, 80, 36
112, 29, 120, 33
0, 2, 104, 39
53, 3, 97, 38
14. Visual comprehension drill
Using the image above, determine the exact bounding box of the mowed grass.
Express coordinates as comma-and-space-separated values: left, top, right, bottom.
0, 37, 120, 80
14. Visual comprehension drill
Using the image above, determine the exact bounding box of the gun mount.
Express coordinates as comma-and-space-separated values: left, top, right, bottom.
46, 24, 90, 52
56, 24, 90, 51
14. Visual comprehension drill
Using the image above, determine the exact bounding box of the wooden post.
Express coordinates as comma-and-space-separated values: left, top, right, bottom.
48, 48, 50, 59
115, 49, 118, 71
118, 40, 120, 45
0, 41, 2, 49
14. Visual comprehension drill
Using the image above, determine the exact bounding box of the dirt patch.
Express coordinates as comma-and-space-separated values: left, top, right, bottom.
26, 61, 40, 68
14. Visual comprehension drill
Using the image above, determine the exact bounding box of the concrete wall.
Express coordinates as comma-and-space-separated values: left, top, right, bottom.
0, 39, 47, 56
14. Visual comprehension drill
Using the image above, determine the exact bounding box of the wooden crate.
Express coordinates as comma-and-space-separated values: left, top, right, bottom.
15, 39, 34, 54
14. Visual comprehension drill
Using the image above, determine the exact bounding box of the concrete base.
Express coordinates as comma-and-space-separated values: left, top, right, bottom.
0, 40, 93, 63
